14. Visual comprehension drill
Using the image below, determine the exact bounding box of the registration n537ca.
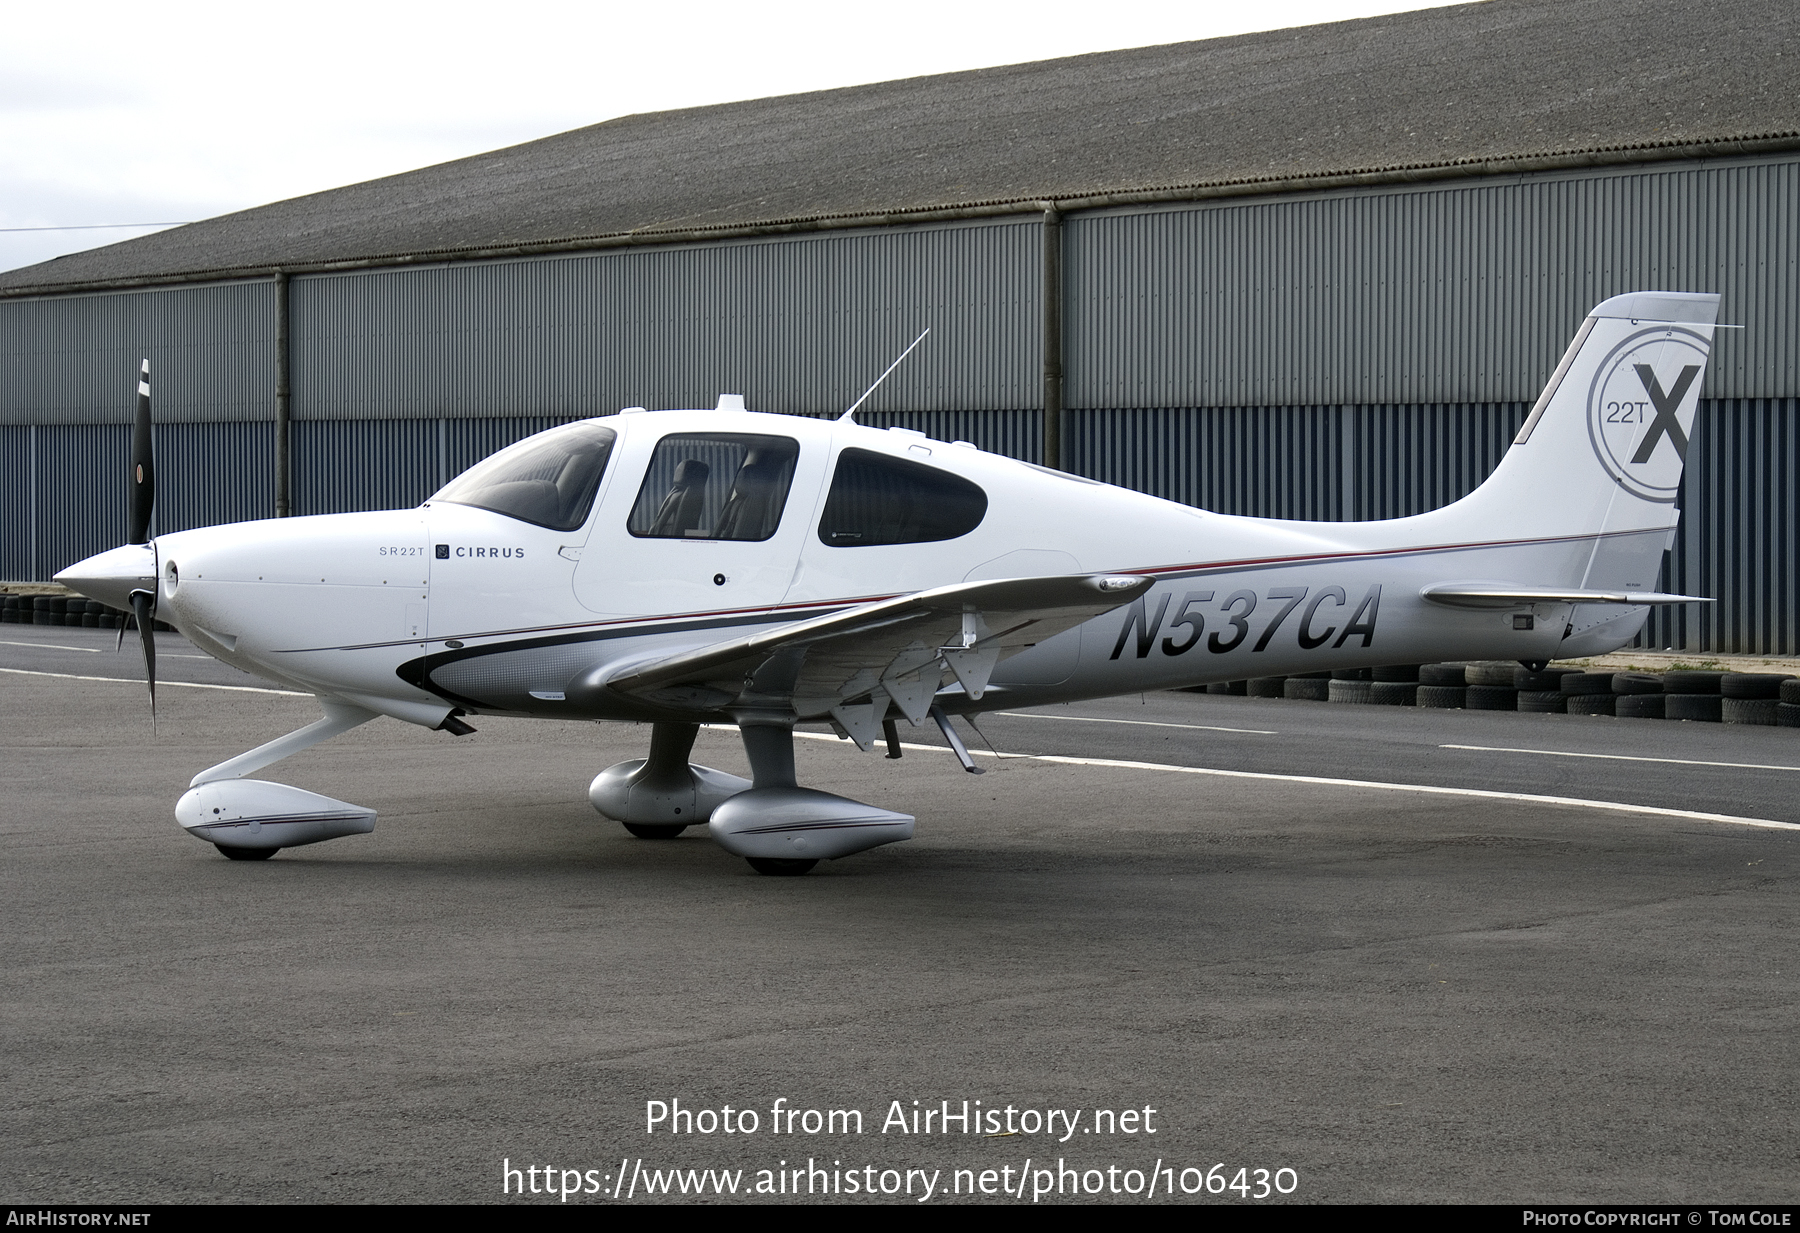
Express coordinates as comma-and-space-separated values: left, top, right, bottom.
58, 291, 1718, 874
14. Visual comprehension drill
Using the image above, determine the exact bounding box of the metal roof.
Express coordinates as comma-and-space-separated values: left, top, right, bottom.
5, 0, 1797, 295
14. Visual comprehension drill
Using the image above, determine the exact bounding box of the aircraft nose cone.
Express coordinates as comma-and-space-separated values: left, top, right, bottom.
54, 542, 157, 612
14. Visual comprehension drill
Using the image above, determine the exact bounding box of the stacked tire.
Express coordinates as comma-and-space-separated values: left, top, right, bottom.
1664, 671, 1725, 722
1613, 672, 1665, 718
0, 593, 129, 630
1464, 662, 1519, 711
1721, 673, 1793, 725
1516, 667, 1567, 713
1561, 671, 1616, 716
1283, 671, 1331, 701
1416, 663, 1468, 709
1780, 679, 1800, 728
1328, 667, 1372, 703
1370, 664, 1420, 706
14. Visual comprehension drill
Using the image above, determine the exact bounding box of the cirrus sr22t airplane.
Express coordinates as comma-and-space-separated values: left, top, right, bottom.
59, 291, 1718, 874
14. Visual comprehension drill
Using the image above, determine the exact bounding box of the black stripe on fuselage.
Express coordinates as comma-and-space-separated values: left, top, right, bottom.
392, 604, 857, 710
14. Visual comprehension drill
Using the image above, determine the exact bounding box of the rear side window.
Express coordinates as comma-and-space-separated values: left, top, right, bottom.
431, 421, 616, 532
817, 447, 987, 546
627, 433, 800, 542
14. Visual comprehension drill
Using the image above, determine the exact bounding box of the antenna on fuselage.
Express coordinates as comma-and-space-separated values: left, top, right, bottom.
838, 328, 930, 423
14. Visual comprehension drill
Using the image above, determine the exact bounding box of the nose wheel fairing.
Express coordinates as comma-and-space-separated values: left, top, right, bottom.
177, 780, 375, 851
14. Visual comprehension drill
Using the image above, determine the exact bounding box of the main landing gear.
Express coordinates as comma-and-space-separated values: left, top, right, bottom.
590, 716, 915, 875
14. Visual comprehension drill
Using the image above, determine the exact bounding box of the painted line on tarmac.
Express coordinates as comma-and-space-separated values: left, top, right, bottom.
0, 666, 308, 696
0, 639, 102, 653
746, 727, 1800, 833
1, 638, 211, 659
993, 712, 1277, 736
1443, 744, 1800, 774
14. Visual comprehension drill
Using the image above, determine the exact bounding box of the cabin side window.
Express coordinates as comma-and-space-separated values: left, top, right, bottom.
626, 433, 801, 542
817, 447, 988, 546
430, 421, 616, 532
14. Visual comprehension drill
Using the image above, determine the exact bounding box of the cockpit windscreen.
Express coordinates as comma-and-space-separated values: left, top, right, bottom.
430, 422, 617, 531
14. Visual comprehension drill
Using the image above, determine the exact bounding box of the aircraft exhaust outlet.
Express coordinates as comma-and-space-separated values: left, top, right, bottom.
708, 787, 915, 861
175, 780, 376, 851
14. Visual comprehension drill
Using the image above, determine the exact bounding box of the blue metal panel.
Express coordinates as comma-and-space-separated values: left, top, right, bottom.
157, 422, 275, 534
1683, 397, 1800, 656
292, 419, 439, 516
852, 408, 1044, 464
1345, 403, 1529, 521
0, 425, 29, 579
33, 424, 127, 579
294, 416, 595, 516
438, 416, 589, 490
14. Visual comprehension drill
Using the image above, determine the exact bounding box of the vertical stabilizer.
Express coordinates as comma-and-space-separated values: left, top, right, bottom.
1431, 292, 1719, 585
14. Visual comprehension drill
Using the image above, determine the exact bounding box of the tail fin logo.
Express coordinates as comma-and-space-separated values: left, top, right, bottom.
1586, 327, 1711, 503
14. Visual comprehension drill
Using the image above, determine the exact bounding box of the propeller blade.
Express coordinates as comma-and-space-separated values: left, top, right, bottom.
130, 589, 156, 726
128, 359, 155, 545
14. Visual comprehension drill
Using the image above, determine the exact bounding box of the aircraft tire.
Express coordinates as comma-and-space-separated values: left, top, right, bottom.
747, 858, 819, 876
622, 823, 688, 840
216, 844, 278, 861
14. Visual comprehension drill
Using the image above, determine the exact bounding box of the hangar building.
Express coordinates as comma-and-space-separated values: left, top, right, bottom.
3, 0, 1797, 652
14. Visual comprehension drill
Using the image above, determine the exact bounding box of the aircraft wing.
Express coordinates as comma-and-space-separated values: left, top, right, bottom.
600, 573, 1153, 744
1420, 582, 1712, 609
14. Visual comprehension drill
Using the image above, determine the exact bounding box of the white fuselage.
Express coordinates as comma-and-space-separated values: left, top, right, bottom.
148, 408, 1629, 729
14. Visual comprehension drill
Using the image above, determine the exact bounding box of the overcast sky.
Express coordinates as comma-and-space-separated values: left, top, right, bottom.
2, 0, 1469, 274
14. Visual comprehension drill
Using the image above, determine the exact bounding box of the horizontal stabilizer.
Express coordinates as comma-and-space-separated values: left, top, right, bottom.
1420, 583, 1712, 609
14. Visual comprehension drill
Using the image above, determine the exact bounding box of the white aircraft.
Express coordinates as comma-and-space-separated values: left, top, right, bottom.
57, 290, 1718, 874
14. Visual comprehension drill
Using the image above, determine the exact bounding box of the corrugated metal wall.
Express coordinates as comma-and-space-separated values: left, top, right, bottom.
1684, 397, 1800, 655
0, 425, 30, 580
0, 281, 274, 425
3, 154, 1796, 654
291, 416, 584, 515
1068, 158, 1799, 407
291, 221, 1040, 420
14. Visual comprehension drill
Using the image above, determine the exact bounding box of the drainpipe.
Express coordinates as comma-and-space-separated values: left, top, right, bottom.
274, 271, 290, 518
1041, 204, 1064, 471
